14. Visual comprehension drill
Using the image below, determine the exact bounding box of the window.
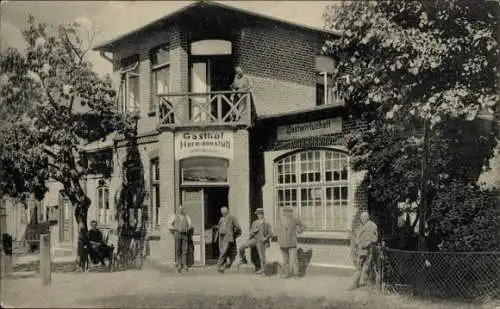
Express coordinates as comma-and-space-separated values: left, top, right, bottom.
274, 149, 349, 232
315, 55, 346, 106
119, 55, 140, 114
150, 158, 160, 228
97, 185, 110, 225
150, 45, 170, 113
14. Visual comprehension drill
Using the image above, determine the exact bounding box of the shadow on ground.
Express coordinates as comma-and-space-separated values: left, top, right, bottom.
80, 292, 349, 309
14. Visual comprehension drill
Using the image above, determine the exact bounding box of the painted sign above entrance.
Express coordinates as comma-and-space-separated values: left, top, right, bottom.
276, 118, 342, 141
175, 130, 233, 160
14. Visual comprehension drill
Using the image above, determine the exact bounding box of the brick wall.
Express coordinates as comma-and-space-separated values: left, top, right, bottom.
107, 15, 329, 130
235, 21, 325, 116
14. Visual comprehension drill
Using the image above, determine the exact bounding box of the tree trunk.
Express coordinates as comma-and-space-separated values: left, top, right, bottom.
418, 120, 430, 250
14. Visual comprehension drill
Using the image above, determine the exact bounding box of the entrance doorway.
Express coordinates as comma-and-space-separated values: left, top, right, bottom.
181, 186, 229, 265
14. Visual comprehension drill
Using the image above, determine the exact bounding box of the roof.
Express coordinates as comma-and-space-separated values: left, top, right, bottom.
256, 103, 345, 121
82, 132, 117, 152
93, 0, 340, 51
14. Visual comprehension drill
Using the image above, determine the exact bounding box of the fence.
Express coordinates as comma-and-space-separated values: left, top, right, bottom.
377, 246, 500, 300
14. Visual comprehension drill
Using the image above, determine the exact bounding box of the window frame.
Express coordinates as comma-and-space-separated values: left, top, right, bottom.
150, 45, 170, 114
96, 185, 110, 226
149, 157, 161, 230
119, 55, 140, 114
274, 149, 350, 232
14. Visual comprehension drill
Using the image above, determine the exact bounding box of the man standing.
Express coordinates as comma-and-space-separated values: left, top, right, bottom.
216, 206, 241, 273
168, 206, 193, 273
349, 211, 379, 290
237, 208, 272, 274
276, 207, 305, 278
230, 66, 251, 121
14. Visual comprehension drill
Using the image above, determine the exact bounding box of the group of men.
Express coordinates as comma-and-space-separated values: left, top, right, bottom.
85, 203, 379, 288
168, 205, 306, 278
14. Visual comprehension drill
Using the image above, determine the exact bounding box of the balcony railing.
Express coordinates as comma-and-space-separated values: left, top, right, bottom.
157, 91, 253, 127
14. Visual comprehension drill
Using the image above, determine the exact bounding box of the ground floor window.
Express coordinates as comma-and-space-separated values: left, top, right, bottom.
97, 186, 110, 225
150, 158, 160, 229
274, 149, 349, 232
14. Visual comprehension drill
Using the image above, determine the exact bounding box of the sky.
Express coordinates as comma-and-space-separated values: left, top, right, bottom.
1, 1, 335, 76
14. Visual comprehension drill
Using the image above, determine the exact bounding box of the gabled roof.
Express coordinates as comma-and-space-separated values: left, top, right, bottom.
93, 0, 340, 51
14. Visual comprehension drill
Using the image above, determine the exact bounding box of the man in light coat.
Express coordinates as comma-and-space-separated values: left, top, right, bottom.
349, 211, 379, 290
276, 206, 305, 278
237, 208, 272, 274
216, 206, 241, 273
168, 206, 193, 273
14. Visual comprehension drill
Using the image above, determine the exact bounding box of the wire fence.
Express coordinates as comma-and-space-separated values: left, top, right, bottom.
377, 246, 500, 300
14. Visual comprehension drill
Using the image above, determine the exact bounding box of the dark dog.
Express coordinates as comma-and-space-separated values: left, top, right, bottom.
77, 244, 89, 272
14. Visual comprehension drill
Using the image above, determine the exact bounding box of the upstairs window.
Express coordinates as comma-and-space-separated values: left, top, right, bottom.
151, 44, 170, 113
119, 55, 140, 114
315, 56, 344, 106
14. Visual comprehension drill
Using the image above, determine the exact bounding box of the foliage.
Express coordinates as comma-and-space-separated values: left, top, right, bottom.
323, 0, 500, 246
428, 181, 500, 252
0, 16, 132, 225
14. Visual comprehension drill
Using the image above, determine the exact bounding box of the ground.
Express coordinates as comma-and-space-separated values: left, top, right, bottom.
1, 265, 497, 309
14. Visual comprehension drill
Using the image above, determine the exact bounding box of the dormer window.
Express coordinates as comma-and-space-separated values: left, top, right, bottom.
119, 55, 140, 114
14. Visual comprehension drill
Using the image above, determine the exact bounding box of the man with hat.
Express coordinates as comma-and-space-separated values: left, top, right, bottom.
276, 206, 305, 278
216, 206, 241, 273
237, 208, 272, 274
168, 206, 193, 273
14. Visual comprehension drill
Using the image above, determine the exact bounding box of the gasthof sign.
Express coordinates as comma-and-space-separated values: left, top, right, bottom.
276, 118, 342, 140
175, 130, 233, 160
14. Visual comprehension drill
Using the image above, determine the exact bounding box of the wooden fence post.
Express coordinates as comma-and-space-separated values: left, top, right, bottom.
40, 234, 51, 286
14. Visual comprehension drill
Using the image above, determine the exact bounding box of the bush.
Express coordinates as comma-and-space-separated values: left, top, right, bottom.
429, 182, 500, 252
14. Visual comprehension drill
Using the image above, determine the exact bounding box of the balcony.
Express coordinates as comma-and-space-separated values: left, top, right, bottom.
156, 91, 253, 128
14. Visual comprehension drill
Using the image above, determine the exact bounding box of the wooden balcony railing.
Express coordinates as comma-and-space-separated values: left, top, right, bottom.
157, 91, 253, 127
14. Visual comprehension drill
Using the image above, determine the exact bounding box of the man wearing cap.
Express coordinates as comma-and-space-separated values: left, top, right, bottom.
168, 206, 193, 273
349, 211, 378, 290
276, 206, 305, 278
216, 206, 241, 273
237, 208, 272, 274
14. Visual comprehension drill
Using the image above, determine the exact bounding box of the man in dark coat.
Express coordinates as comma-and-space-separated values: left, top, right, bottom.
216, 206, 241, 273
88, 220, 107, 266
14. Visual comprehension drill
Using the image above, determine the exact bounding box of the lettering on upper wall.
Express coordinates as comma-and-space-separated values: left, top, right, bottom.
276, 118, 342, 141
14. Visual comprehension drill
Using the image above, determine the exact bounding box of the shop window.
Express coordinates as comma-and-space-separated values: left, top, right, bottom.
274, 149, 349, 232
97, 185, 110, 225
150, 44, 170, 114
150, 158, 160, 229
118, 55, 140, 114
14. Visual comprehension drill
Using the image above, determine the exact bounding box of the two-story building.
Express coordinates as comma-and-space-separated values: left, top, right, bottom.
46, 1, 369, 268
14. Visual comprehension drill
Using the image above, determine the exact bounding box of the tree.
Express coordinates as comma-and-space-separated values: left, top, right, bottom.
322, 1, 499, 249
0, 16, 132, 231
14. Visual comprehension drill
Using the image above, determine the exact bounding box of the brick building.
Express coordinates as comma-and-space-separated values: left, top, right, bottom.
35, 1, 368, 267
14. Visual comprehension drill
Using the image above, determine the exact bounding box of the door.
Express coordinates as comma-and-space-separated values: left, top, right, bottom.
182, 187, 206, 265
190, 61, 211, 122
59, 195, 72, 243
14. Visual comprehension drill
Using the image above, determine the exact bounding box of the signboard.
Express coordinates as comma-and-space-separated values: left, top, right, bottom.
175, 130, 233, 160
277, 118, 342, 141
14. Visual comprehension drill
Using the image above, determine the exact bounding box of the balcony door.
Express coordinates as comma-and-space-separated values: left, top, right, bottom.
190, 56, 234, 122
